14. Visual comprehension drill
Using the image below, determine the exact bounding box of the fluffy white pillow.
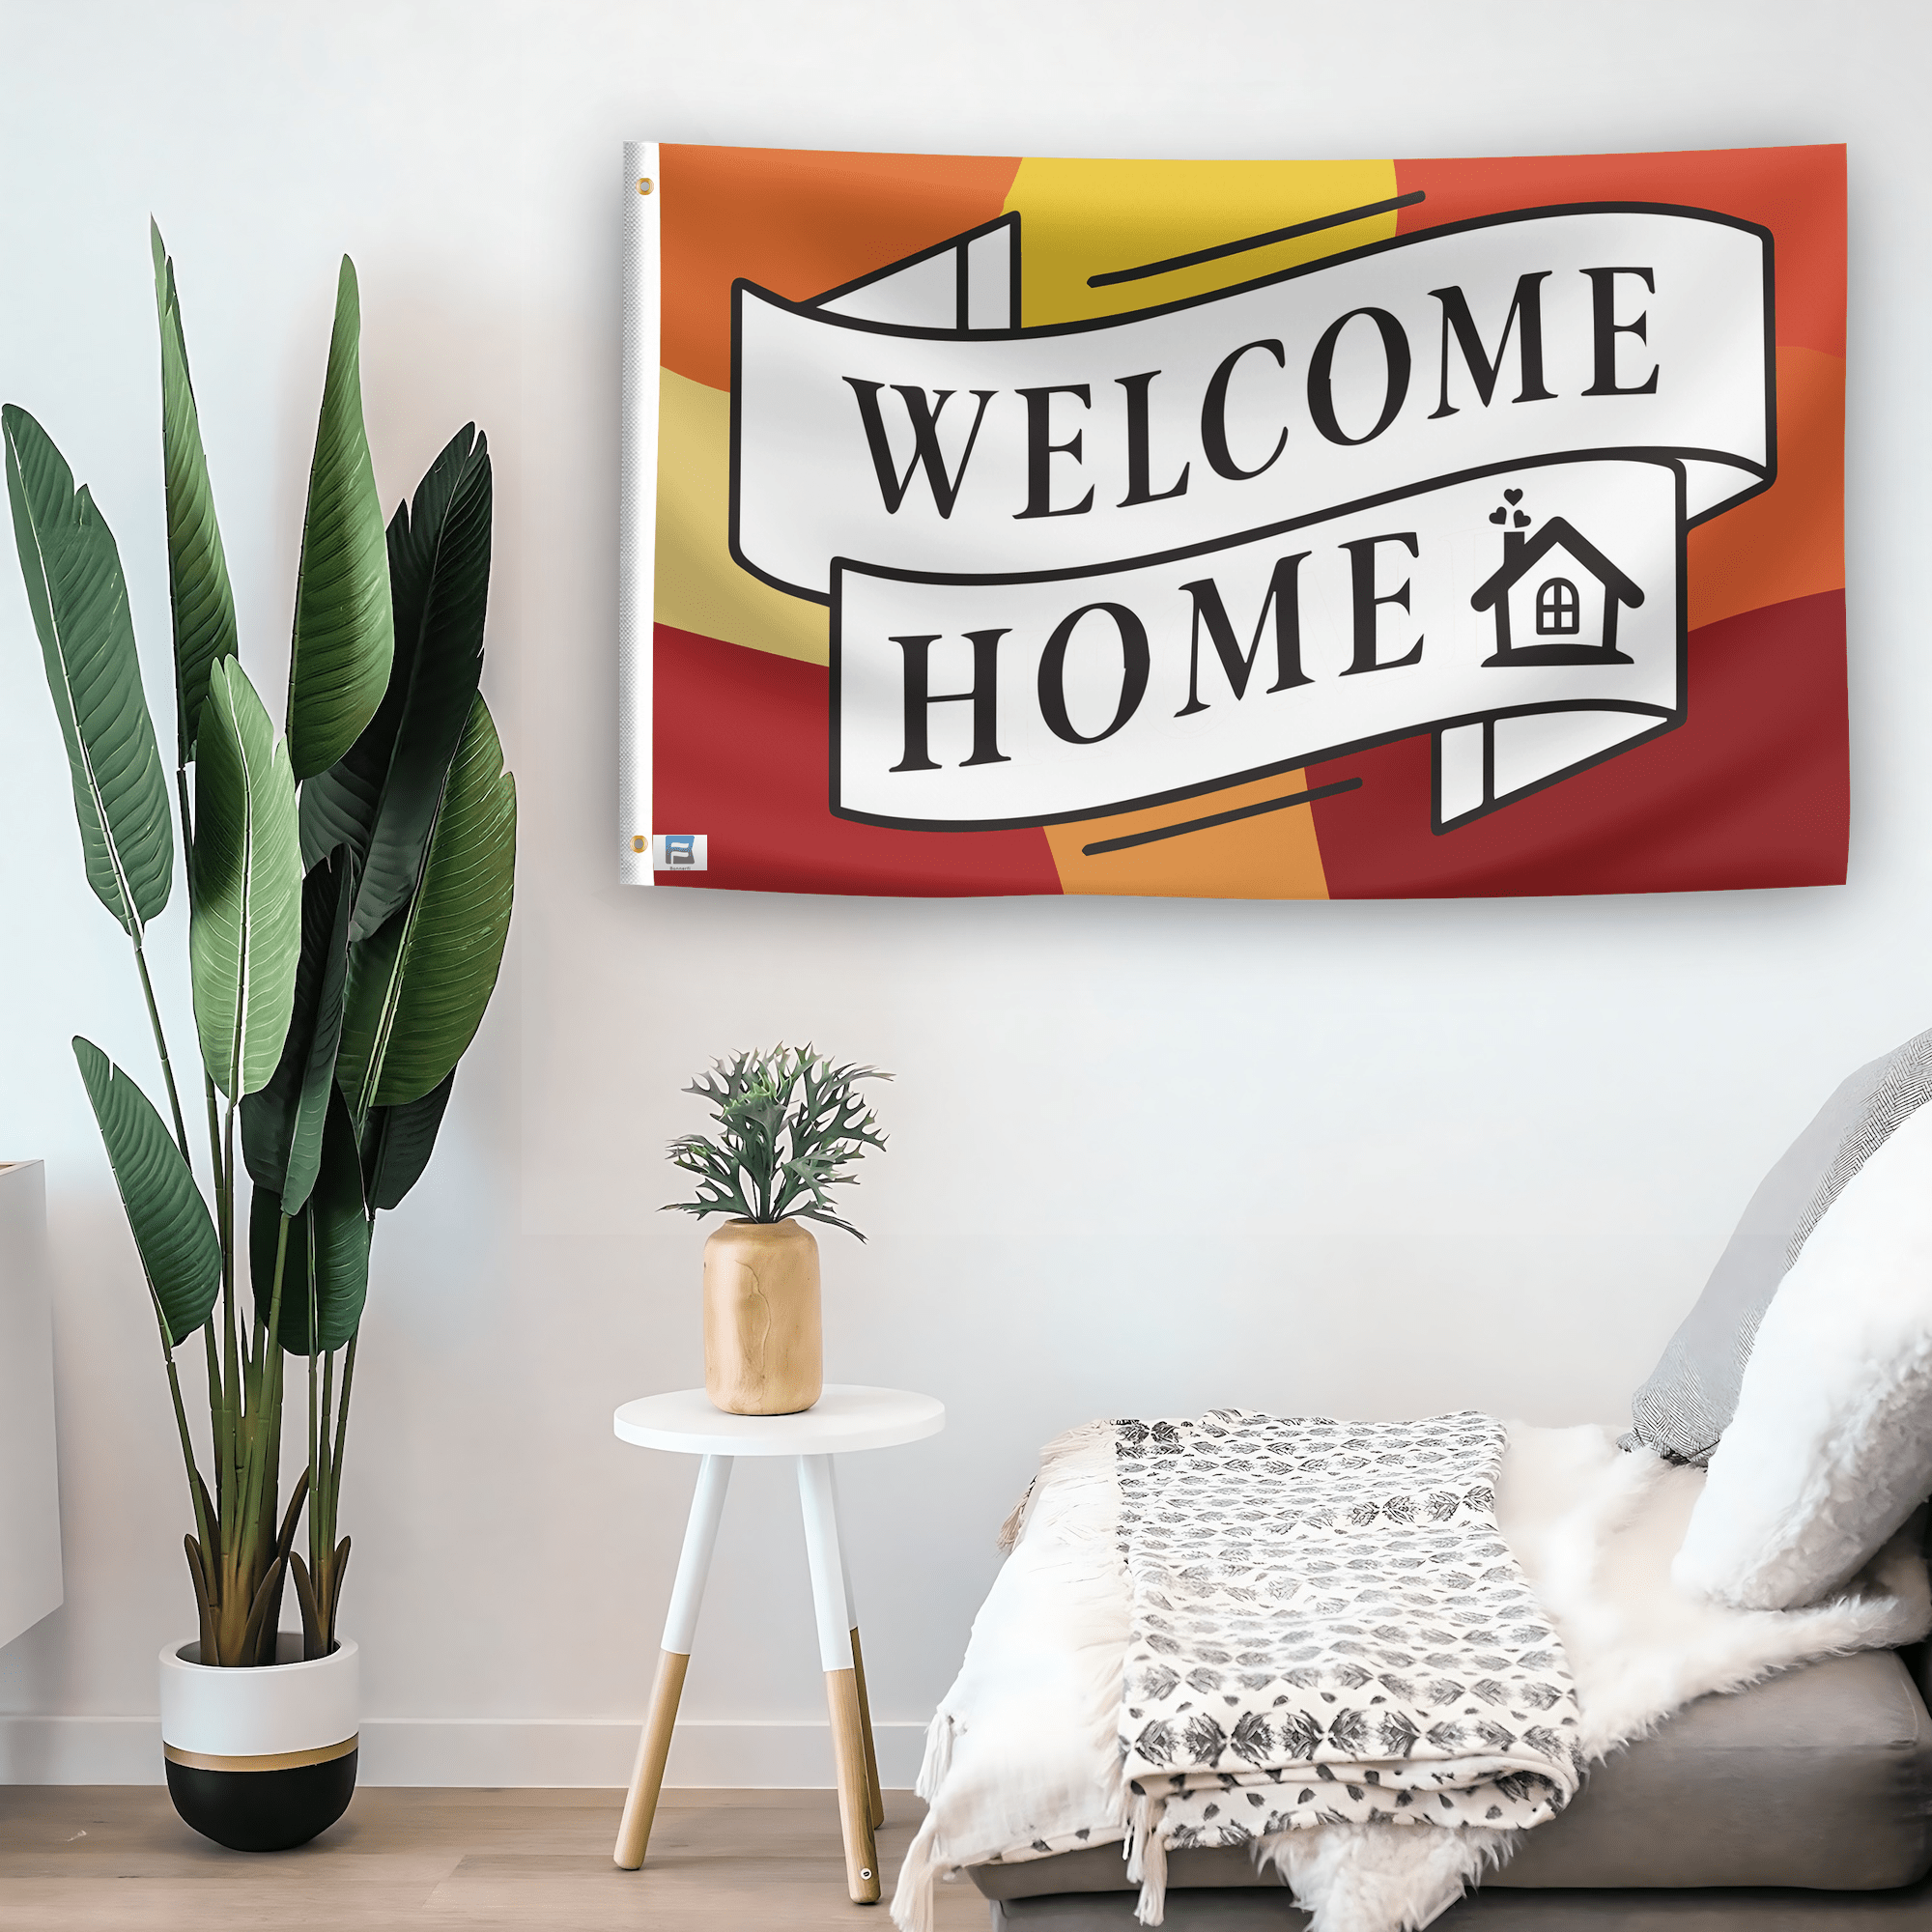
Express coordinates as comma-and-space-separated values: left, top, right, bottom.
1673, 1098, 1932, 1609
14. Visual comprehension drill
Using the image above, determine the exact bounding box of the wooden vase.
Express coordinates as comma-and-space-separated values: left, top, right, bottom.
702, 1218, 823, 1415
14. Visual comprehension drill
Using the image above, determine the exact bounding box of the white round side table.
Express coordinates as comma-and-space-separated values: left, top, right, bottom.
610, 1384, 945, 1902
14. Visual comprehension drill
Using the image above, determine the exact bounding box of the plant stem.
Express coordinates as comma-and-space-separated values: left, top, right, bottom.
313, 1344, 336, 1641
332, 1334, 355, 1485
213, 1210, 287, 1665
139, 768, 220, 1642
250, 1279, 288, 1659
322, 1334, 357, 1650
201, 1074, 232, 1524
159, 1337, 213, 1564
209, 1097, 243, 1657
307, 1338, 320, 1554
220, 1097, 239, 1429
151, 765, 196, 1171
131, 940, 190, 1166
202, 1075, 224, 1221
202, 1319, 225, 1516
241, 1215, 290, 1564
331, 1334, 355, 1501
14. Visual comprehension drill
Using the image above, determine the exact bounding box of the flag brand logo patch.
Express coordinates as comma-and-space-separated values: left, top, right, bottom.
652, 834, 706, 870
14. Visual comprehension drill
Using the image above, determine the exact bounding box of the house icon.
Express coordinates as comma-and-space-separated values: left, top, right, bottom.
1470, 516, 1644, 668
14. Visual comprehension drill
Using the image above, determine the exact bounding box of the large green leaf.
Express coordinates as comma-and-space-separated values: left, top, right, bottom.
3, 405, 173, 937
73, 1037, 219, 1348
151, 223, 238, 763
241, 848, 354, 1213
360, 1068, 455, 1212
287, 258, 392, 781
190, 658, 302, 1098
250, 1086, 369, 1355
301, 427, 491, 946
338, 694, 515, 1115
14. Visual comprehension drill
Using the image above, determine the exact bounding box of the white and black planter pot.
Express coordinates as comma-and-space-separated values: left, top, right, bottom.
158, 1634, 358, 1852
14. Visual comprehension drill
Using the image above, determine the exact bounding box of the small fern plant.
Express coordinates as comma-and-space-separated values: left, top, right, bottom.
665, 1045, 890, 1239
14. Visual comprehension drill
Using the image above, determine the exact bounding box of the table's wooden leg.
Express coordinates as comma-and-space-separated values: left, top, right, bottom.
614, 1649, 687, 1868
798, 1454, 881, 1904
826, 1662, 879, 1896
828, 1462, 885, 1831
848, 1624, 885, 1831
614, 1454, 733, 1870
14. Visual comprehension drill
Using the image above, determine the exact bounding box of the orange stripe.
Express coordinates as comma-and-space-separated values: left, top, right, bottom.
1688, 347, 1843, 630
659, 145, 1020, 392
1045, 771, 1329, 900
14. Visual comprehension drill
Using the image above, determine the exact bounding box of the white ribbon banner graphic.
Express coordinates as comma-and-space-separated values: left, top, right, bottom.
729, 205, 1773, 833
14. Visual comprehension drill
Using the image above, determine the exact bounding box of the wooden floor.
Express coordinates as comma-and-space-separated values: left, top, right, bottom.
0, 1786, 991, 1930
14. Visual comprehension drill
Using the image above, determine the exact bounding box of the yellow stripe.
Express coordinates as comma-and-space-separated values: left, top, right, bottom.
164, 1735, 357, 1774
996, 159, 1396, 898
999, 156, 1401, 327
655, 370, 832, 666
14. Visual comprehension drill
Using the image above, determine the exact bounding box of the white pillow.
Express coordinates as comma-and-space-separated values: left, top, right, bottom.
1673, 1097, 1932, 1609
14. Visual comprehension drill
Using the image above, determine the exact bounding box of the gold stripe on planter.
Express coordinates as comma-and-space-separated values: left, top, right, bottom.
163, 1735, 358, 1774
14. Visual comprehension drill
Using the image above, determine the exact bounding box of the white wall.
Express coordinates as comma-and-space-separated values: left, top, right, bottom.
0, 0, 1926, 1787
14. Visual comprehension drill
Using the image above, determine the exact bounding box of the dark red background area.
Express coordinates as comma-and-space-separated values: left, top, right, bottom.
1306, 592, 1848, 898
657, 592, 1849, 900
652, 624, 1062, 896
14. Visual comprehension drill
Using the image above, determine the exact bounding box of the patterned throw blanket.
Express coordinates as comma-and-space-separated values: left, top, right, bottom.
1115, 1411, 1583, 1913
894, 1418, 1928, 1932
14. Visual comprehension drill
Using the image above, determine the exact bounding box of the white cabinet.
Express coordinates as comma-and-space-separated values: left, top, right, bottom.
0, 1161, 62, 1648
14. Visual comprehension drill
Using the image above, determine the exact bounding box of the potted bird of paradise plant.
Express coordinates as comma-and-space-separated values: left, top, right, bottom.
3, 225, 515, 1851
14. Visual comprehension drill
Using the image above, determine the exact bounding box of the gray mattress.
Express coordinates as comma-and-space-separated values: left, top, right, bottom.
969, 1650, 1932, 1919
984, 1878, 1932, 1928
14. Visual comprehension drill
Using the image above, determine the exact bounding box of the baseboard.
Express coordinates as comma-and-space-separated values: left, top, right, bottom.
0, 1715, 930, 1788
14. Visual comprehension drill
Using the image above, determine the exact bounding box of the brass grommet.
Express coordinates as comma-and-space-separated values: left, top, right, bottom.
637, 177, 653, 196
631, 835, 647, 853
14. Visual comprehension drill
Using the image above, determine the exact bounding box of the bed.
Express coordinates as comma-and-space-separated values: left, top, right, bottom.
972, 1641, 1932, 1927
896, 1031, 1932, 1932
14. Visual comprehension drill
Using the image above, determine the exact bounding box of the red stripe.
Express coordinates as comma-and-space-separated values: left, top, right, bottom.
1392, 147, 1846, 358
1306, 591, 1847, 899
651, 624, 1063, 897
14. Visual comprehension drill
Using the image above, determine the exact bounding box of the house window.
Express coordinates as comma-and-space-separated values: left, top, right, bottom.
1536, 578, 1580, 636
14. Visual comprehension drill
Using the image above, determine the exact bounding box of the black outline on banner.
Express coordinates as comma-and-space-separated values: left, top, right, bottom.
1081, 778, 1365, 853
1088, 191, 1429, 287
727, 200, 1777, 613
825, 455, 1690, 835
808, 212, 1023, 332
